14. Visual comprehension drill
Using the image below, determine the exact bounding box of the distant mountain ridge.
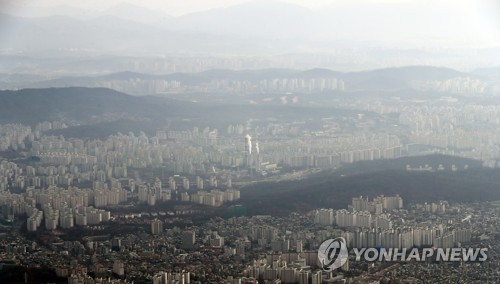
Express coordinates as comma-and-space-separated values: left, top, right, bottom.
1, 0, 498, 56
21, 66, 470, 93
0, 13, 258, 55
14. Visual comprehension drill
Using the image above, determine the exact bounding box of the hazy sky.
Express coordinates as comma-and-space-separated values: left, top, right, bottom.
1, 0, 499, 48
0, 0, 473, 16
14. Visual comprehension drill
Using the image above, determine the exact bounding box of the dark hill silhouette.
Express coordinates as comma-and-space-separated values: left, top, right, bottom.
0, 87, 186, 125
0, 87, 369, 138
240, 155, 492, 216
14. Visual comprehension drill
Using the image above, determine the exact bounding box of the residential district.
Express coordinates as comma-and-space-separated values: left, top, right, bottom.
1, 96, 500, 283
0, 186, 498, 283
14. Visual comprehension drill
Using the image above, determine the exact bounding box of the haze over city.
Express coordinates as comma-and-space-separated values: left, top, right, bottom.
1, 0, 500, 71
0, 1, 500, 283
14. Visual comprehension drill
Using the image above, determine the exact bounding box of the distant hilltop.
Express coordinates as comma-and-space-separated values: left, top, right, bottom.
16, 66, 488, 96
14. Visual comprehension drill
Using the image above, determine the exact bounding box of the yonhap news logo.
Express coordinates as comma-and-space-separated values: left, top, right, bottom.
318, 237, 488, 271
352, 247, 488, 262
318, 237, 349, 271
